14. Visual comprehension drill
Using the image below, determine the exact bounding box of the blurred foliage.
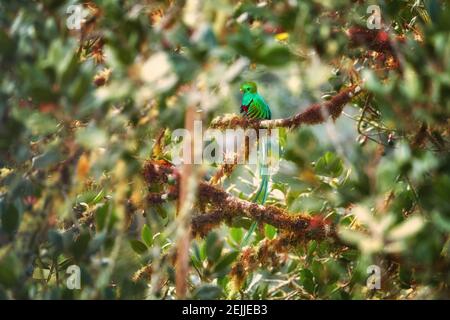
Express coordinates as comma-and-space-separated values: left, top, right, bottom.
0, 0, 449, 299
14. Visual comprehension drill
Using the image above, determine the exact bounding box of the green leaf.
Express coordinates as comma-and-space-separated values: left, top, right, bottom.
399, 265, 412, 289
264, 224, 277, 240
32, 149, 61, 169
88, 231, 107, 254
48, 230, 64, 255
91, 189, 105, 205
191, 242, 203, 269
70, 230, 91, 261
307, 240, 318, 256
315, 152, 344, 177
23, 111, 59, 136
76, 126, 107, 149
192, 284, 224, 300
192, 242, 202, 262
229, 227, 243, 244
0, 253, 20, 288
130, 240, 148, 255
432, 211, 450, 232
141, 224, 153, 247
258, 45, 292, 66
1, 203, 19, 234
95, 203, 109, 231
154, 205, 168, 219
311, 260, 324, 280
299, 268, 315, 294
205, 232, 223, 263
76, 191, 97, 204
213, 251, 239, 276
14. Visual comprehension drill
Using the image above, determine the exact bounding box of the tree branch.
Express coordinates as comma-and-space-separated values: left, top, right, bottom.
143, 160, 338, 242
210, 84, 362, 130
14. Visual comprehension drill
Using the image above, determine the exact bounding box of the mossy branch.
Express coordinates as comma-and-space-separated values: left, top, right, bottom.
143, 160, 338, 242
210, 85, 362, 130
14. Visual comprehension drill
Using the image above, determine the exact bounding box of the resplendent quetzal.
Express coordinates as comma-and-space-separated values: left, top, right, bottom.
239, 81, 272, 246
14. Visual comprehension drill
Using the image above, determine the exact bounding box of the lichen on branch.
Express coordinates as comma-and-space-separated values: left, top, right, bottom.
143, 160, 338, 242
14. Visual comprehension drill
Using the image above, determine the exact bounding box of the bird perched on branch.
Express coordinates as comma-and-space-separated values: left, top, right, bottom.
239, 81, 272, 246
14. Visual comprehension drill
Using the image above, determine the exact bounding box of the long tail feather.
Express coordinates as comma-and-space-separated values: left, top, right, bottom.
252, 174, 269, 203
241, 219, 258, 247
241, 139, 271, 247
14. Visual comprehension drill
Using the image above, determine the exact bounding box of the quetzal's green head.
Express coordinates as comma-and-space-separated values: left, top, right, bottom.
240, 81, 257, 94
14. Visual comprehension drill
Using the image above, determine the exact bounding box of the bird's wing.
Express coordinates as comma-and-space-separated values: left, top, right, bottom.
247, 95, 271, 120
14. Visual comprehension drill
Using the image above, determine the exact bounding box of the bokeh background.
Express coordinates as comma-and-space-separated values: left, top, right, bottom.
0, 0, 449, 299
